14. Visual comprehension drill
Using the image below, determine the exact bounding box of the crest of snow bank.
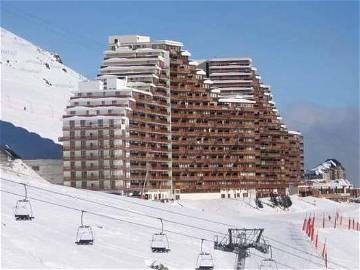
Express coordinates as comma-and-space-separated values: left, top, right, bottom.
1, 159, 48, 184
0, 27, 86, 143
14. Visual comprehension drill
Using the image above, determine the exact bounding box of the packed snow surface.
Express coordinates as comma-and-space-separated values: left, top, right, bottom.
0, 27, 85, 143
1, 163, 359, 269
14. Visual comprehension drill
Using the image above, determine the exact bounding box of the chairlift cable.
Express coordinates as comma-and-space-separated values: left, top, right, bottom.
0, 179, 349, 269
0, 178, 227, 236
0, 179, 331, 263
1, 188, 347, 269
0, 178, 338, 266
1, 189, 214, 242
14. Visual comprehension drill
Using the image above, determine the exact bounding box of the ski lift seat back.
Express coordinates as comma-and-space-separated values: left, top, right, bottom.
151, 218, 170, 253
196, 252, 214, 270
75, 225, 94, 245
75, 211, 94, 245
151, 232, 170, 253
260, 245, 278, 270
15, 199, 34, 221
195, 239, 214, 270
14, 184, 34, 221
260, 258, 278, 270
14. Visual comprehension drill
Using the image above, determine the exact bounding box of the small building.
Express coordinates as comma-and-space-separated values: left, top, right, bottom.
300, 159, 353, 202
23, 159, 63, 185
304, 159, 346, 181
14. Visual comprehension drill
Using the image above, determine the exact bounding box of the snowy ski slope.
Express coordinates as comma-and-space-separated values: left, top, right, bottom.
0, 27, 85, 143
1, 162, 359, 269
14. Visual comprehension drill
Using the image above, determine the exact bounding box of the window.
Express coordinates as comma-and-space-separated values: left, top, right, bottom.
31, 166, 40, 171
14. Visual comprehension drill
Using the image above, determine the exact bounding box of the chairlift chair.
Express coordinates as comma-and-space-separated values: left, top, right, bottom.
14, 199, 34, 221
14, 184, 34, 221
260, 258, 278, 270
195, 239, 214, 270
75, 210, 94, 245
260, 245, 278, 270
151, 218, 170, 253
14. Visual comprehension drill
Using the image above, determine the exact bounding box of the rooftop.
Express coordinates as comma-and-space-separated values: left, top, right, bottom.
209, 57, 252, 62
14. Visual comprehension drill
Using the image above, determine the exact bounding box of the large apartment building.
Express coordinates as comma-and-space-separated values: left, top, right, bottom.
60, 77, 172, 199
203, 58, 304, 195
60, 35, 303, 200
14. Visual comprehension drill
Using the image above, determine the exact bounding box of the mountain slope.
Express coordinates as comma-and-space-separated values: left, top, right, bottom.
0, 121, 62, 159
0, 27, 85, 143
1, 163, 358, 269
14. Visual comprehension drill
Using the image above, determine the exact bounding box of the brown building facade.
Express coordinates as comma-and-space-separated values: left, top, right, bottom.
60, 35, 303, 199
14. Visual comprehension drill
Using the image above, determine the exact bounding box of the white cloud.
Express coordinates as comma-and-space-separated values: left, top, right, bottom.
284, 103, 359, 186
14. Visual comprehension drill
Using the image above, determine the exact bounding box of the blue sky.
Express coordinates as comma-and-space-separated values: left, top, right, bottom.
2, 1, 358, 111
1, 0, 359, 183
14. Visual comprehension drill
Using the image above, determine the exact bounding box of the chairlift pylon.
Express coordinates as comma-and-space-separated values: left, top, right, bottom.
14, 183, 34, 221
195, 239, 214, 270
259, 246, 278, 270
151, 218, 170, 253
75, 210, 94, 245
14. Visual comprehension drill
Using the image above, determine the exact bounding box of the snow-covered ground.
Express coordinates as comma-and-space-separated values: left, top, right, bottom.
1, 162, 359, 269
0, 27, 85, 143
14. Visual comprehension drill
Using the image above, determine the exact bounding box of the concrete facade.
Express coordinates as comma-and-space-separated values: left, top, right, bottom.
24, 159, 63, 185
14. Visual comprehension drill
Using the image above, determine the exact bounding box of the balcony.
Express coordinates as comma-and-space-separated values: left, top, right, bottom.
59, 134, 127, 142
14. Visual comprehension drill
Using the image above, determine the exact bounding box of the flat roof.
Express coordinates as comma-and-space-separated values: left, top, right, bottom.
209, 57, 252, 62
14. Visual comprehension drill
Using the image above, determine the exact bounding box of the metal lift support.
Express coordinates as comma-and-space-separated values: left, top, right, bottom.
214, 228, 270, 270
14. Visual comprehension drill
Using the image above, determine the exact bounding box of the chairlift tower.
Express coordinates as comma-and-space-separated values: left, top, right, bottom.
214, 228, 270, 270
